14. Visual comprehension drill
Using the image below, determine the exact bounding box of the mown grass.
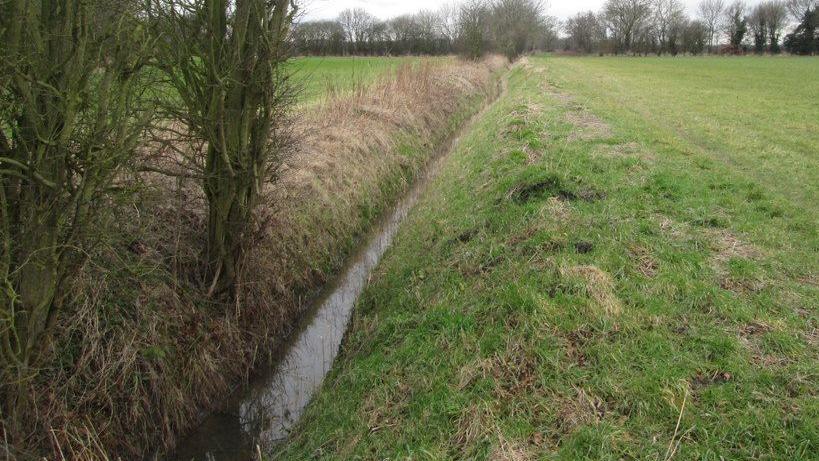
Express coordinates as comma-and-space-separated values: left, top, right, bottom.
275, 57, 818, 460
290, 56, 453, 104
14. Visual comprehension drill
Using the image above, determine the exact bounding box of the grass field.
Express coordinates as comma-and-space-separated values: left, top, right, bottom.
275, 57, 818, 460
291, 56, 452, 104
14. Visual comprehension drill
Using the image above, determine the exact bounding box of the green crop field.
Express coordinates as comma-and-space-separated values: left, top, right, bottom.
290, 56, 453, 104
276, 57, 819, 460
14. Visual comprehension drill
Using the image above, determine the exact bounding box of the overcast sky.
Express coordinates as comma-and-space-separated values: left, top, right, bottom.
300, 0, 769, 22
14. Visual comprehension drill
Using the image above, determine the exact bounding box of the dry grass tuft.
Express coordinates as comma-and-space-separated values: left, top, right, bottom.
556, 387, 610, 433
451, 402, 497, 450
489, 434, 533, 461
707, 229, 765, 293
9, 56, 507, 459
708, 229, 762, 264
451, 401, 534, 461
456, 339, 541, 398
591, 142, 655, 162
561, 265, 623, 315
539, 196, 573, 222
629, 245, 659, 277
565, 110, 612, 141
656, 215, 691, 241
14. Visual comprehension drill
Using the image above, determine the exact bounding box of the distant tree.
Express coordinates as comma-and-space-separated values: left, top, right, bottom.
535, 15, 561, 51
458, 0, 491, 58
365, 20, 391, 55
603, 0, 653, 54
390, 14, 420, 54
683, 19, 710, 53
785, 0, 818, 20
667, 15, 689, 54
651, 0, 687, 54
784, 6, 818, 54
762, 1, 788, 52
437, 2, 461, 48
490, 0, 547, 59
633, 19, 657, 54
565, 11, 606, 53
724, 0, 749, 52
294, 20, 345, 55
339, 8, 376, 54
698, 0, 726, 50
415, 10, 442, 54
749, 4, 769, 52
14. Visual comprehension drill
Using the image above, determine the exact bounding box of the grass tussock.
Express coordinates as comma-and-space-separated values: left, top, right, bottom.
560, 265, 624, 316
4, 56, 506, 459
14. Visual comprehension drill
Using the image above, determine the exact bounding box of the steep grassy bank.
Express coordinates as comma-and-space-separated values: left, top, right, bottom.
7, 57, 506, 459
276, 58, 818, 459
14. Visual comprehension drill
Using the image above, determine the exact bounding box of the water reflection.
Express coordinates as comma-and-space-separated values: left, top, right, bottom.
173, 163, 418, 461
172, 83, 499, 461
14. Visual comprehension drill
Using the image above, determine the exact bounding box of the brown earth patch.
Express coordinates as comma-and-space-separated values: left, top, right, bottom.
740, 321, 773, 337
456, 340, 542, 399
655, 216, 764, 292
736, 321, 793, 368
565, 327, 596, 367
656, 215, 691, 241
708, 229, 762, 264
524, 146, 543, 165
540, 79, 576, 105
502, 100, 545, 139
451, 401, 535, 461
362, 380, 413, 434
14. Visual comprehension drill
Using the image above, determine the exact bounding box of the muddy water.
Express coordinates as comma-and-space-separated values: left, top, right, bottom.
172, 82, 503, 461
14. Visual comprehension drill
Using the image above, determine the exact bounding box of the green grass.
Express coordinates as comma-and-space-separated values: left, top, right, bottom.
290, 56, 452, 104
276, 57, 818, 460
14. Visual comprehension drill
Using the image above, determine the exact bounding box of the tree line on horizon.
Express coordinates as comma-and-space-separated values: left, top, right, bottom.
292, 0, 817, 57
560, 0, 816, 55
292, 0, 558, 59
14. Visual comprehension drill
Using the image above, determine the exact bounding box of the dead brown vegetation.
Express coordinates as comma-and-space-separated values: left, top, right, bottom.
560, 265, 623, 316
6, 56, 507, 459
565, 110, 613, 141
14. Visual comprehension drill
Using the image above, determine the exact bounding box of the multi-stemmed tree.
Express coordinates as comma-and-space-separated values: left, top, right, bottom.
0, 0, 151, 421
148, 0, 297, 298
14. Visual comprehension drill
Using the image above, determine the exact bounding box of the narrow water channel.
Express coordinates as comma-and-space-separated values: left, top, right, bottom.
172, 79, 503, 461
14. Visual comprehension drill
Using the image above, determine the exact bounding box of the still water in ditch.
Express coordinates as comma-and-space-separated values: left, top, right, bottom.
172, 83, 501, 461
173, 175, 417, 461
